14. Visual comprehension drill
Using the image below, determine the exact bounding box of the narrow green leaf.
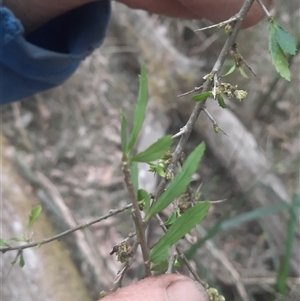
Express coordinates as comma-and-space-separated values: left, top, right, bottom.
19, 252, 25, 267
164, 212, 178, 226
269, 22, 291, 81
138, 189, 150, 214
127, 65, 148, 151
217, 94, 227, 108
132, 136, 172, 162
120, 110, 128, 152
192, 92, 212, 102
130, 161, 139, 194
274, 23, 297, 55
145, 142, 206, 220
151, 259, 168, 272
149, 202, 210, 266
28, 205, 42, 229
223, 64, 236, 77
221, 202, 296, 231
238, 66, 249, 78
186, 201, 296, 259
0, 239, 10, 247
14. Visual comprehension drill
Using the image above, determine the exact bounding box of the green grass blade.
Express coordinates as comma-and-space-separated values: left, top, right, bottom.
276, 195, 299, 296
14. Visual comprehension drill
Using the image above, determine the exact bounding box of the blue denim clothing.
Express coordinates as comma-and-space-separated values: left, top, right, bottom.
0, 1, 111, 104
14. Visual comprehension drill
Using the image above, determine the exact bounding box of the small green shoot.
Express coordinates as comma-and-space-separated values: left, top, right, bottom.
138, 189, 150, 214
28, 205, 42, 230
164, 211, 179, 227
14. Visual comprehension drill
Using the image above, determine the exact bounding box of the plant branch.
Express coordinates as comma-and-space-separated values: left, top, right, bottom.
153, 0, 256, 200
194, 16, 238, 32
122, 159, 151, 277
0, 204, 133, 253
256, 0, 272, 19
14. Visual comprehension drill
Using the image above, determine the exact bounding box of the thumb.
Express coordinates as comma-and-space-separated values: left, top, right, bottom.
101, 274, 208, 301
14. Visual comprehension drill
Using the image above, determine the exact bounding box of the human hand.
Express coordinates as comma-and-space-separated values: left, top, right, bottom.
115, 0, 273, 28
101, 274, 209, 301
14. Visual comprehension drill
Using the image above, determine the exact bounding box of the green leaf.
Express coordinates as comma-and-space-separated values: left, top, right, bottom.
186, 201, 297, 259
149, 202, 210, 266
192, 92, 212, 102
269, 22, 291, 81
217, 94, 227, 108
238, 66, 249, 78
223, 64, 236, 77
19, 252, 25, 267
174, 259, 180, 267
130, 161, 139, 194
150, 259, 168, 272
138, 189, 150, 214
120, 110, 128, 152
28, 205, 42, 229
127, 65, 148, 151
132, 136, 172, 162
145, 142, 206, 220
164, 212, 178, 227
274, 23, 297, 55
0, 238, 10, 247
148, 163, 166, 177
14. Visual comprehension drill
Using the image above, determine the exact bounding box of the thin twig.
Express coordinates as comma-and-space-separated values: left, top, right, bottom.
172, 126, 187, 139
203, 107, 229, 136
122, 160, 151, 277
256, 0, 272, 19
0, 204, 133, 253
177, 85, 203, 97
153, 0, 255, 201
194, 16, 237, 32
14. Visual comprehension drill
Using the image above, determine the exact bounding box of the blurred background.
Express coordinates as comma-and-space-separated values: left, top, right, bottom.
1, 1, 299, 300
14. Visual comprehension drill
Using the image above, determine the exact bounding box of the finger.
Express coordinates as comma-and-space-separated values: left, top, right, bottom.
177, 0, 273, 28
115, 0, 201, 19
115, 0, 272, 28
102, 274, 208, 301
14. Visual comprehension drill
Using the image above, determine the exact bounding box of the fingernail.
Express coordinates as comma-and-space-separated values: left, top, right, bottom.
166, 278, 208, 301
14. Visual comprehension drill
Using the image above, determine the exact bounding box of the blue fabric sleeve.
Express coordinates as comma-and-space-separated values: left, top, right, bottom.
0, 1, 111, 105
